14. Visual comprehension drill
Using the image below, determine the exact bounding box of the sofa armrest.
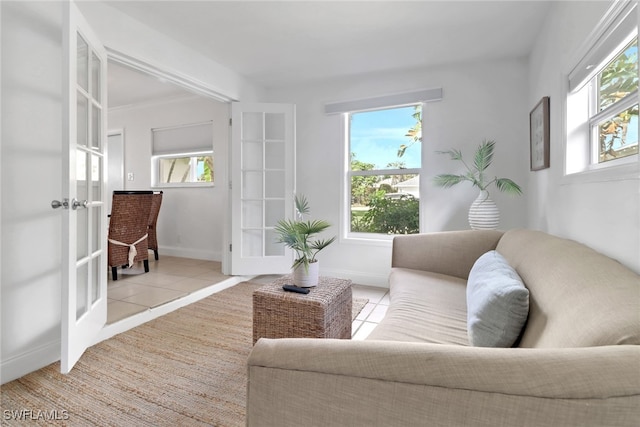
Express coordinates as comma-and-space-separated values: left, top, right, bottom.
391, 230, 504, 279
247, 338, 640, 427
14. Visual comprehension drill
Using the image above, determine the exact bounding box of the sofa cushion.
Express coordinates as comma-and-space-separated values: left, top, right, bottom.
367, 268, 469, 345
467, 250, 529, 347
496, 229, 640, 348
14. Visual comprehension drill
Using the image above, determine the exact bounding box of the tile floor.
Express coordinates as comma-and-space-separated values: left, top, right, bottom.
107, 256, 230, 324
351, 283, 390, 339
107, 256, 390, 339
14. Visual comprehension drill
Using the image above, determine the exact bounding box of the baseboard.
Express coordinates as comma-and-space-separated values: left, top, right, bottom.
158, 246, 221, 261
320, 268, 389, 288
2, 276, 253, 385
1, 340, 60, 385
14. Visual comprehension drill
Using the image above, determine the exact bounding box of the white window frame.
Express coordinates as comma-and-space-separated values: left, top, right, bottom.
152, 151, 214, 188
325, 88, 442, 243
564, 0, 639, 182
150, 121, 214, 188
342, 109, 422, 243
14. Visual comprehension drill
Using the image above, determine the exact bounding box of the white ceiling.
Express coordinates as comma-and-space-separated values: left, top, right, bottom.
108, 61, 192, 108
105, 0, 553, 107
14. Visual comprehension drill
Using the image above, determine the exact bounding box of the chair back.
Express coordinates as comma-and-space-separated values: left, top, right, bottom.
108, 191, 153, 268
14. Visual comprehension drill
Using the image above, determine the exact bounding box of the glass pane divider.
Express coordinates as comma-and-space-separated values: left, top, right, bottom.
350, 168, 421, 177
590, 89, 638, 124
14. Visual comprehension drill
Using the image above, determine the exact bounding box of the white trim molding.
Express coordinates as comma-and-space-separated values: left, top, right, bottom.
324, 87, 443, 115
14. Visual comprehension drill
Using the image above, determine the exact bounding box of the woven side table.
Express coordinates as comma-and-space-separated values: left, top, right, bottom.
252, 276, 352, 344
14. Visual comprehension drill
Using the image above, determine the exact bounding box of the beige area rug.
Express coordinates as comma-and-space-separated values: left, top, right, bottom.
1, 282, 369, 426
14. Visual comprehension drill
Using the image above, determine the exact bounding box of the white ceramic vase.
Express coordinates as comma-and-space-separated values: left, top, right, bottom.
292, 260, 320, 287
468, 190, 499, 230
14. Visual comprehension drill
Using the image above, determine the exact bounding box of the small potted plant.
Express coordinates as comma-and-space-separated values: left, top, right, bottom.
274, 195, 336, 287
434, 139, 522, 229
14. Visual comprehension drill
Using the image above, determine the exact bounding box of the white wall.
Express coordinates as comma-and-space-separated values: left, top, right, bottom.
108, 96, 229, 261
77, 1, 264, 102
0, 1, 259, 384
527, 0, 640, 273
266, 58, 530, 286
1, 0, 65, 384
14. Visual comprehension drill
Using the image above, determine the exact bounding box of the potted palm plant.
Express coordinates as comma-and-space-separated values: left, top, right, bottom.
274, 195, 336, 287
434, 139, 522, 229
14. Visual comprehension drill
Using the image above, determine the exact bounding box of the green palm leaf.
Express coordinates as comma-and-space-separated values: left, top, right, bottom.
274, 195, 335, 268
434, 139, 522, 196
474, 139, 495, 173
433, 174, 467, 188
495, 178, 522, 195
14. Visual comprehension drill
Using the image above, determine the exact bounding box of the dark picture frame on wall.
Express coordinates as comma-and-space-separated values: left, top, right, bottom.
530, 96, 550, 171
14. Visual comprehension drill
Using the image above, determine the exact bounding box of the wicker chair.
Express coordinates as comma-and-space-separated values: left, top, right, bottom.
108, 191, 153, 280
148, 191, 163, 260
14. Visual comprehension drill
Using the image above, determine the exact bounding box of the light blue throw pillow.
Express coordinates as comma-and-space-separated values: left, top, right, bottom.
467, 250, 529, 347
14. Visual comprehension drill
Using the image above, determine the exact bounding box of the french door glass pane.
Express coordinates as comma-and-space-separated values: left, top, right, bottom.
77, 207, 88, 260
265, 140, 284, 169
242, 140, 263, 169
76, 262, 88, 320
243, 171, 263, 199
91, 154, 101, 201
77, 150, 88, 203
91, 257, 99, 304
77, 34, 88, 92
242, 200, 262, 228
90, 154, 102, 202
77, 94, 88, 147
91, 52, 101, 102
91, 105, 101, 150
265, 200, 284, 227
265, 171, 284, 198
265, 113, 285, 140
265, 229, 284, 256
242, 112, 263, 140
242, 230, 262, 257
91, 206, 100, 253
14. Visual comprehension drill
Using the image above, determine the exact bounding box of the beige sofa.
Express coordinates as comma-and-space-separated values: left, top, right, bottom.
247, 229, 640, 426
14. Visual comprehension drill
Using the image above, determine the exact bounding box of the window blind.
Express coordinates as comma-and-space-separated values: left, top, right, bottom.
568, 1, 637, 93
324, 88, 443, 115
151, 121, 213, 155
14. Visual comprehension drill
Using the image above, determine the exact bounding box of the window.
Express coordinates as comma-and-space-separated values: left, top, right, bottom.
567, 1, 638, 174
157, 154, 213, 184
592, 38, 638, 163
325, 88, 442, 240
346, 105, 421, 237
151, 121, 214, 187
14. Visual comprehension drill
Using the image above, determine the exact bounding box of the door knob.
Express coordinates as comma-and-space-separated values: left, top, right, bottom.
72, 199, 88, 210
51, 199, 69, 209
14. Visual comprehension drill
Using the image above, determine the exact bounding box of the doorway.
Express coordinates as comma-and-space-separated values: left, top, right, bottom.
105, 57, 235, 327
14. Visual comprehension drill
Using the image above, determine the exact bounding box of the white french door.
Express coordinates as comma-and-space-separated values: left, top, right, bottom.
230, 103, 296, 275
59, 2, 108, 374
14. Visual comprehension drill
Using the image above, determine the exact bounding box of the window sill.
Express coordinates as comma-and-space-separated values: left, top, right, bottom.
562, 159, 639, 185
340, 233, 396, 247
152, 183, 215, 189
